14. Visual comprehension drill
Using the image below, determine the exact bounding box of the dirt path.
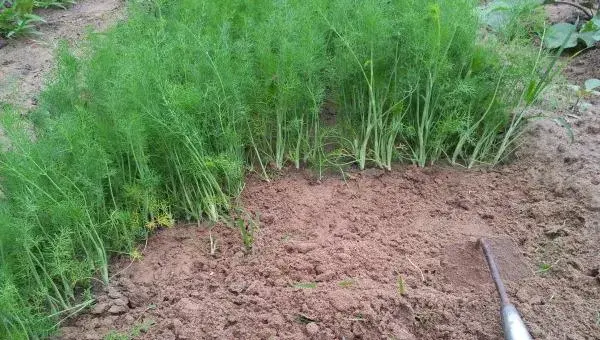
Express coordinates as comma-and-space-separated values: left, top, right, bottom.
0, 0, 124, 110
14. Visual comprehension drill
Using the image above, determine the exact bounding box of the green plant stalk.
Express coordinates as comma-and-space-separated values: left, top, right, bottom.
452, 73, 503, 166
493, 24, 570, 164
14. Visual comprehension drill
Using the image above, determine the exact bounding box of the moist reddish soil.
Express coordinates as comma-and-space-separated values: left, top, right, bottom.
5, 2, 599, 340
59, 144, 600, 340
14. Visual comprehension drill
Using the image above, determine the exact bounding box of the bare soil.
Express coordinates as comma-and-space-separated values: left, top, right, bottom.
0, 0, 124, 110
2, 2, 599, 340
59, 130, 600, 340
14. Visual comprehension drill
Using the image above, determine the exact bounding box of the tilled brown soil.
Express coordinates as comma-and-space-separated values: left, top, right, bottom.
60, 101, 600, 340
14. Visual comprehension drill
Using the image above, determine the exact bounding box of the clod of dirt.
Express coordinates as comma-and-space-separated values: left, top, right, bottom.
586, 267, 600, 278
126, 289, 150, 308
284, 242, 319, 254
227, 281, 248, 295
90, 303, 108, 315
111, 297, 129, 307
107, 287, 123, 299
107, 304, 127, 315
167, 319, 183, 335
305, 322, 319, 335
516, 287, 543, 305
158, 329, 176, 340
315, 270, 335, 282
544, 225, 569, 239
261, 213, 275, 225
178, 297, 201, 312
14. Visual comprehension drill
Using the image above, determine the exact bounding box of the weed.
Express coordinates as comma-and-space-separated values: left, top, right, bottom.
0, 6, 44, 38
34, 1, 75, 9
338, 278, 355, 288
236, 217, 256, 253
104, 331, 129, 340
293, 282, 317, 289
129, 319, 155, 337
481, 0, 547, 41
129, 247, 143, 262
536, 259, 561, 275
415, 309, 442, 330
537, 262, 553, 274
572, 78, 600, 111
102, 319, 155, 340
396, 275, 407, 296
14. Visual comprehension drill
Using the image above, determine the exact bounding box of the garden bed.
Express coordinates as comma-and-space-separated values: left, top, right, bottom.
61, 143, 600, 339
1, 1, 599, 339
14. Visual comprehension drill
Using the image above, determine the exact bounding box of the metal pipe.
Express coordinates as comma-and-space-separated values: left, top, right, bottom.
480, 238, 510, 306
479, 238, 533, 340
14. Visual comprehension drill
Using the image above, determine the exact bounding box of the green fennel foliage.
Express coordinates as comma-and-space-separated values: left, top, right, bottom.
0, 0, 553, 338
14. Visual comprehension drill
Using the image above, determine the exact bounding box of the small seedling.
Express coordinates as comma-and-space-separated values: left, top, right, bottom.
293, 282, 317, 289
338, 278, 355, 288
103, 319, 155, 340
396, 275, 407, 296
103, 331, 128, 340
129, 247, 143, 261
536, 261, 559, 274
236, 217, 255, 253
572, 78, 600, 112
129, 319, 155, 337
145, 202, 175, 231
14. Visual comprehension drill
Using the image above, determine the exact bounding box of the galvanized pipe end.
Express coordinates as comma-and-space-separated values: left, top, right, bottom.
502, 304, 533, 340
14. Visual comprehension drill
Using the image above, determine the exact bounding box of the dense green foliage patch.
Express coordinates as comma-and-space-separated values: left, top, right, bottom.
0, 0, 555, 338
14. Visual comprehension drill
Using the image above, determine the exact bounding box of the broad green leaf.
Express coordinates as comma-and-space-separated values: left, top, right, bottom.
578, 16, 600, 47
580, 18, 599, 33
584, 78, 600, 91
479, 1, 512, 31
544, 23, 578, 49
578, 31, 600, 47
